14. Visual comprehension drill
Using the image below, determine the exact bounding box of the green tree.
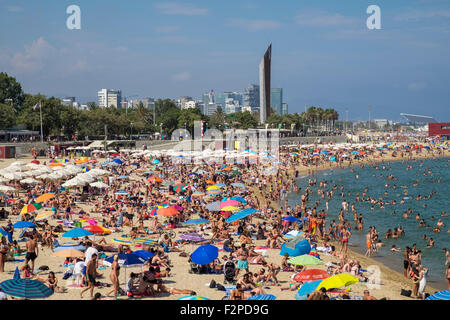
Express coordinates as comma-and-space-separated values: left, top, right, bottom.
0, 72, 25, 110
0, 103, 16, 129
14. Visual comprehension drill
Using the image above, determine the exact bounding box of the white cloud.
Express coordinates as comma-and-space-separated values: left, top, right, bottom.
294, 11, 357, 27
154, 2, 208, 15
227, 19, 281, 31
172, 72, 191, 81
10, 37, 56, 73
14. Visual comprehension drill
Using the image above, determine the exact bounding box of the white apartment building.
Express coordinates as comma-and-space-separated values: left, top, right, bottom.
98, 89, 122, 108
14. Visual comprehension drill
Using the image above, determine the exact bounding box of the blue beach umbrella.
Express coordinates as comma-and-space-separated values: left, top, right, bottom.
295, 280, 322, 300
0, 228, 8, 237
226, 208, 258, 223
151, 159, 160, 164
247, 294, 276, 300
191, 244, 218, 265
113, 158, 123, 164
104, 253, 146, 268
13, 221, 36, 229
282, 216, 301, 223
182, 219, 210, 225
115, 190, 129, 195
62, 228, 93, 238
0, 278, 53, 299
230, 196, 247, 204
132, 250, 155, 261
214, 183, 226, 188
425, 290, 450, 300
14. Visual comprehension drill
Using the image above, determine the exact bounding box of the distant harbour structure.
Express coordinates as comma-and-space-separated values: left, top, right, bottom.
259, 43, 272, 124
400, 113, 437, 125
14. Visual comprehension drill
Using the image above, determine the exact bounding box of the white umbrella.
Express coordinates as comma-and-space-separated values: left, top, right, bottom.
90, 181, 109, 188
0, 185, 16, 191
20, 178, 40, 184
1, 172, 23, 180
10, 161, 25, 166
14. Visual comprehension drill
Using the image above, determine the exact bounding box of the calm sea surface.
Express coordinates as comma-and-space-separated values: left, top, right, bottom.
287, 157, 450, 290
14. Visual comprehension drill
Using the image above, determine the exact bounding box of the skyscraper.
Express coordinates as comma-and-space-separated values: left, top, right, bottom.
98, 89, 122, 108
259, 44, 272, 124
244, 84, 260, 113
270, 88, 283, 115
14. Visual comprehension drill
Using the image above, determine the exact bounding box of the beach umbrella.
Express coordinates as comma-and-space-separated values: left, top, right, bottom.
115, 190, 129, 195
191, 192, 205, 197
219, 200, 241, 208
82, 167, 91, 173
149, 207, 158, 216
35, 193, 55, 203
230, 196, 247, 204
84, 225, 110, 234
0, 228, 7, 237
191, 244, 218, 265
293, 269, 330, 282
49, 163, 64, 167
35, 211, 54, 221
20, 178, 40, 185
287, 255, 323, 266
247, 294, 276, 300
147, 176, 162, 183
206, 188, 222, 195
86, 219, 97, 225
205, 201, 222, 211
205, 180, 215, 184
182, 219, 210, 225
158, 201, 170, 208
30, 160, 40, 165
52, 249, 84, 258
117, 176, 129, 179
231, 183, 246, 189
282, 216, 301, 223
90, 182, 109, 188
179, 233, 206, 242
133, 250, 155, 260
13, 221, 36, 229
214, 183, 226, 188
0, 185, 16, 191
316, 273, 359, 291
173, 183, 187, 193
157, 207, 179, 217
171, 205, 183, 211
112, 159, 123, 164
104, 253, 146, 268
225, 208, 258, 223
425, 290, 450, 300
220, 206, 239, 212
151, 159, 160, 164
295, 280, 322, 299
0, 279, 53, 299
177, 296, 210, 300
62, 228, 93, 238
13, 267, 20, 280
20, 203, 43, 215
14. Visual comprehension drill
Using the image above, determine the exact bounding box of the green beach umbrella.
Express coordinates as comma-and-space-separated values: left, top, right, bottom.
287, 254, 323, 266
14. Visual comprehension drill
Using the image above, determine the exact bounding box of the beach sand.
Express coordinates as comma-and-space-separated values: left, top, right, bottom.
0, 147, 448, 300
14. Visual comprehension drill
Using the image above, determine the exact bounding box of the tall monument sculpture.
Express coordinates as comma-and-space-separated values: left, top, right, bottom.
259, 43, 272, 124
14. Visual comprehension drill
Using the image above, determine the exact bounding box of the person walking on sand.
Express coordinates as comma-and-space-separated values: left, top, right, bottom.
107, 254, 121, 299
365, 229, 372, 257
80, 253, 97, 299
24, 233, 38, 274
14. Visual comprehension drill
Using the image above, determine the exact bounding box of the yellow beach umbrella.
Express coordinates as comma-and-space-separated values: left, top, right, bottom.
220, 206, 239, 211
206, 185, 220, 191
316, 273, 359, 291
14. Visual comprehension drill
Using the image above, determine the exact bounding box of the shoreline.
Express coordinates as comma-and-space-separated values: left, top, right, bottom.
251, 149, 449, 297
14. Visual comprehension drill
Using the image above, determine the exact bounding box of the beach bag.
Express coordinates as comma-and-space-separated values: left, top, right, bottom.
216, 284, 226, 291
209, 280, 216, 288
62, 270, 72, 280
39, 265, 49, 271
400, 289, 412, 297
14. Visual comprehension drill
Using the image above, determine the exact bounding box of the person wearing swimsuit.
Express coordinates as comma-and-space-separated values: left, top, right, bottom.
107, 255, 121, 299
230, 284, 245, 300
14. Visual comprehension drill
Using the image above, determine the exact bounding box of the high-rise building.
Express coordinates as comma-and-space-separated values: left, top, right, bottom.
244, 84, 260, 113
259, 44, 272, 124
270, 88, 283, 114
224, 98, 241, 114
205, 103, 219, 116
282, 103, 288, 115
62, 97, 76, 106
98, 89, 122, 108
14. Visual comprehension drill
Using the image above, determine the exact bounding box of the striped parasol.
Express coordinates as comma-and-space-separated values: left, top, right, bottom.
425, 290, 450, 300
0, 279, 53, 299
177, 295, 210, 300
20, 203, 43, 215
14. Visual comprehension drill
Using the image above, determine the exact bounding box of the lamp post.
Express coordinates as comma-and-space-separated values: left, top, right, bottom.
159, 123, 163, 140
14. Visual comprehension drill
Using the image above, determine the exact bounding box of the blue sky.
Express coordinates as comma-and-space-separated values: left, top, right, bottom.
1, 0, 449, 121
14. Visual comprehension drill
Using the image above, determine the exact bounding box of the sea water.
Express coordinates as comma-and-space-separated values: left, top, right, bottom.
287, 157, 450, 290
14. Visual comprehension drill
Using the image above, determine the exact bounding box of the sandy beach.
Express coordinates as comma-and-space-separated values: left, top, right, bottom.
0, 144, 448, 300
